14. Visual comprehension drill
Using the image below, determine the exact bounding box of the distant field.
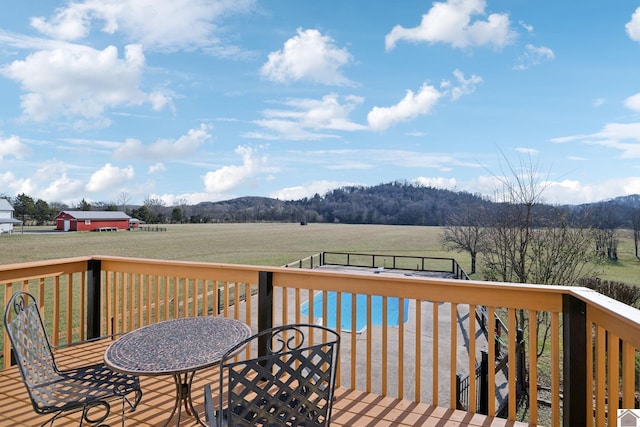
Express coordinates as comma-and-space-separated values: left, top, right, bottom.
2, 223, 639, 286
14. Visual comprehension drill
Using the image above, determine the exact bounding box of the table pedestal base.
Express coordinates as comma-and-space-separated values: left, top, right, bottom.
163, 371, 203, 426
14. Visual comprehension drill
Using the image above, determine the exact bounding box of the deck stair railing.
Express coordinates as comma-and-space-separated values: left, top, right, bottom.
456, 330, 526, 416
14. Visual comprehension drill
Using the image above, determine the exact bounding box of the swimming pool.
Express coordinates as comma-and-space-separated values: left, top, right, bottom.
300, 291, 410, 333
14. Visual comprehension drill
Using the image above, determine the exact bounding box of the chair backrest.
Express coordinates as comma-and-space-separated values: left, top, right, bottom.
4, 292, 63, 410
218, 323, 340, 427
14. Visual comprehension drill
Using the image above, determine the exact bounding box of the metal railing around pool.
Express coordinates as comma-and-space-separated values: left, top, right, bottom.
283, 251, 469, 280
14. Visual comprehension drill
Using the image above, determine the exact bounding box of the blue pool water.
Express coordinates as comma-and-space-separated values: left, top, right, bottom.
300, 292, 409, 333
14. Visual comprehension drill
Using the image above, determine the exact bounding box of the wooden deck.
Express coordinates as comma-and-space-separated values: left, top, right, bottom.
0, 339, 534, 427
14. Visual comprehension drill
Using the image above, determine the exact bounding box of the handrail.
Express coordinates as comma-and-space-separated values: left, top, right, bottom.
0, 255, 638, 427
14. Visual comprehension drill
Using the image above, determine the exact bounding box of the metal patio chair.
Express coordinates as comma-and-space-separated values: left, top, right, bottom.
204, 323, 340, 427
3, 291, 142, 426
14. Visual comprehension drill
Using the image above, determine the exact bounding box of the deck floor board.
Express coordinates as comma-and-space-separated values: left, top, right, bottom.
0, 337, 535, 426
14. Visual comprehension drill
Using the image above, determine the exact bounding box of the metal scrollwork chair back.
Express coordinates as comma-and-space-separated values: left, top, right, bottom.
204, 323, 340, 427
3, 291, 142, 426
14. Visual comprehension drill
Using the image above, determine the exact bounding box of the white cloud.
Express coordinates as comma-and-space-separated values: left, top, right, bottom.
114, 124, 212, 160
0, 171, 30, 195
41, 173, 86, 203
0, 135, 31, 160
1, 44, 171, 126
626, 7, 640, 42
248, 94, 366, 140
624, 93, 640, 112
261, 28, 353, 85
203, 145, 266, 193
515, 147, 539, 155
519, 21, 534, 33
85, 163, 135, 193
593, 98, 605, 107
552, 122, 640, 158
542, 177, 640, 205
464, 174, 504, 197
30, 0, 256, 52
385, 0, 515, 51
446, 69, 482, 100
325, 161, 372, 170
414, 176, 457, 189
270, 180, 356, 200
368, 83, 442, 131
8, 161, 85, 203
30, 4, 90, 40
288, 148, 473, 171
514, 44, 555, 70
148, 163, 166, 174
453, 172, 640, 205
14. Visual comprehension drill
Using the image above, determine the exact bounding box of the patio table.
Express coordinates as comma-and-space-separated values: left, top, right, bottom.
104, 316, 251, 426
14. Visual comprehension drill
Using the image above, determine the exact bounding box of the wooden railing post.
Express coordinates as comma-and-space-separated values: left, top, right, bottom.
563, 294, 587, 427
86, 259, 102, 340
257, 271, 273, 358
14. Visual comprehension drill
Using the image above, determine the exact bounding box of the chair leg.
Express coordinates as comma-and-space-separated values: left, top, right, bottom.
115, 383, 142, 412
80, 400, 111, 426
121, 395, 125, 427
203, 384, 216, 427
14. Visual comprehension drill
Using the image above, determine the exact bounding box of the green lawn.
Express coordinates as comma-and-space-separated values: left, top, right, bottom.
2, 223, 639, 286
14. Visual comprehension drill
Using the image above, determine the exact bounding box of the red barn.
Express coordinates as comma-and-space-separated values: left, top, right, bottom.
55, 211, 132, 232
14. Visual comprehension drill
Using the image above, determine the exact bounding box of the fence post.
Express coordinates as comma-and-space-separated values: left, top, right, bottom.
86, 259, 102, 340
494, 318, 501, 358
455, 374, 463, 410
257, 271, 274, 358
479, 350, 489, 415
562, 294, 587, 427
516, 329, 525, 398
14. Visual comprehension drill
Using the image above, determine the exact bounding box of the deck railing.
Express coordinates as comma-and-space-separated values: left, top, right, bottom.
1, 255, 639, 427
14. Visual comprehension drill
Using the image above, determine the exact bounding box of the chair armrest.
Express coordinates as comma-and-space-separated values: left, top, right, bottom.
203, 384, 217, 427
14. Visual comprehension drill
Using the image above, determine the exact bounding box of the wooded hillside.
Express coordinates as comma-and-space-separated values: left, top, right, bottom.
7, 181, 640, 228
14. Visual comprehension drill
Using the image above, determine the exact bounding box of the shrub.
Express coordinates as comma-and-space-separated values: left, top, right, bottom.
577, 277, 640, 308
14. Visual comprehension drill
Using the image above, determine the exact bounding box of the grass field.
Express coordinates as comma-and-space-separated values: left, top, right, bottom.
2, 223, 640, 286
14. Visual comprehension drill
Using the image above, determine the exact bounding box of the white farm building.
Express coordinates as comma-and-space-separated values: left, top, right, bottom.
0, 199, 22, 234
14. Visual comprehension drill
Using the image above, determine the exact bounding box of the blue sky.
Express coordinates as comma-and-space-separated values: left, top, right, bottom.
1, 1, 640, 207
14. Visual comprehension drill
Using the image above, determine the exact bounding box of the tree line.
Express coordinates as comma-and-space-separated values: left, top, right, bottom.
4, 182, 640, 239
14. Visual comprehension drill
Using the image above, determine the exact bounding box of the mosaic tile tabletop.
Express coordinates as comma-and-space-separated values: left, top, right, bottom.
104, 317, 252, 375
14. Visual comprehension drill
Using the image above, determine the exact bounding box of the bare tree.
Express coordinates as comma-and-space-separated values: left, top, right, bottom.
441, 204, 488, 274
176, 198, 189, 223
118, 192, 131, 212
632, 208, 640, 258
482, 154, 548, 285
143, 197, 166, 223
481, 153, 595, 359
589, 204, 619, 260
